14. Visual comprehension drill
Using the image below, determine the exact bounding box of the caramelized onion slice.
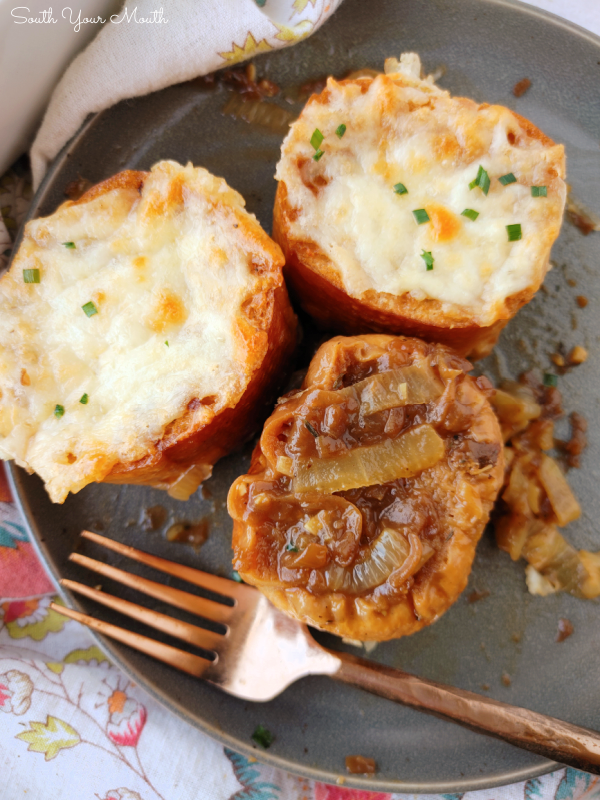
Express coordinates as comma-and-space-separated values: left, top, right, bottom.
537, 454, 581, 526
491, 386, 541, 441
502, 457, 532, 517
525, 564, 558, 597
293, 424, 445, 494
167, 463, 212, 500
525, 544, 600, 600
579, 551, 600, 599
496, 512, 532, 561
357, 364, 444, 415
315, 363, 443, 416
323, 527, 432, 594
521, 523, 587, 596
261, 363, 444, 470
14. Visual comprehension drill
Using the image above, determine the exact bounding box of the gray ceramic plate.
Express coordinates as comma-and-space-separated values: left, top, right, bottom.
8, 0, 600, 792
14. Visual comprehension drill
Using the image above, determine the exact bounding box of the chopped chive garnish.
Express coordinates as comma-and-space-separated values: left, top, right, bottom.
252, 724, 274, 749
335, 123, 346, 138
305, 421, 319, 437
506, 223, 522, 242
232, 570, 243, 582
54, 404, 65, 418
420, 250, 434, 270
23, 268, 40, 284
62, 241, 76, 249
531, 185, 547, 197
313, 148, 324, 162
286, 543, 299, 553
543, 373, 558, 388
165, 341, 169, 347
499, 173, 517, 186
461, 208, 479, 221
469, 165, 490, 195
412, 208, 430, 225
310, 128, 324, 150
393, 182, 408, 195
79, 393, 89, 405
82, 301, 98, 317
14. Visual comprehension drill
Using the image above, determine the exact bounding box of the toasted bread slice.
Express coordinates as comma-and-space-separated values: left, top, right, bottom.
229, 334, 504, 641
0, 161, 296, 503
274, 54, 566, 358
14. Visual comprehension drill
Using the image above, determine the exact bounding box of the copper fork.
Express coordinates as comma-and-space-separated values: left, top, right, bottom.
52, 530, 600, 774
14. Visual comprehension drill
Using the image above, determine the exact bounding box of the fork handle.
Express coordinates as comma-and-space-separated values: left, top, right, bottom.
332, 651, 600, 774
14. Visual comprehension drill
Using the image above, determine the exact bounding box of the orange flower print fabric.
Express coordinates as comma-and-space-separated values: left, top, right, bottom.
107, 690, 148, 747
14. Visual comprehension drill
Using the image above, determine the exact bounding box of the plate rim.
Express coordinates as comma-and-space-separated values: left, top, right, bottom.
7, 0, 600, 790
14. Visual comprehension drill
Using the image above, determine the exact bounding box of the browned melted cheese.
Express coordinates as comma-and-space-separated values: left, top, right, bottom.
0, 161, 285, 502
276, 54, 566, 326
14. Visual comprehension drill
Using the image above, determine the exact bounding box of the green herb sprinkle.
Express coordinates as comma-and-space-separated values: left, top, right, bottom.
251, 725, 274, 749
23, 269, 40, 284
506, 223, 522, 242
420, 250, 434, 270
469, 165, 490, 195
412, 208, 430, 225
82, 301, 98, 317
310, 129, 324, 150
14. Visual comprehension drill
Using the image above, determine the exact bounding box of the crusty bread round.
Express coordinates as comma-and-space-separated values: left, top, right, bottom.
229, 334, 504, 641
273, 55, 566, 358
0, 161, 297, 503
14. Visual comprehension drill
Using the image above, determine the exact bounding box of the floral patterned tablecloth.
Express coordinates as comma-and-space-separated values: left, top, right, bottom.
2, 1, 600, 796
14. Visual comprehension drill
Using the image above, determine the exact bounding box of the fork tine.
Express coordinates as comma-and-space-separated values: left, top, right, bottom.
62, 579, 226, 652
49, 603, 210, 678
80, 530, 237, 597
69, 552, 234, 624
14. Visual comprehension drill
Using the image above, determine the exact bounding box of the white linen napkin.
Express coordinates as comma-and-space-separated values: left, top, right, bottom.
30, 0, 343, 189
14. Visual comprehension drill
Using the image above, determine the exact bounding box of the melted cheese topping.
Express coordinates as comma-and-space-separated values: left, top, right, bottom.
0, 161, 282, 502
276, 54, 566, 326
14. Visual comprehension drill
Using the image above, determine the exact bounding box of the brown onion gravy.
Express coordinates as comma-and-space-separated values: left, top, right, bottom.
166, 519, 209, 548
231, 338, 499, 602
